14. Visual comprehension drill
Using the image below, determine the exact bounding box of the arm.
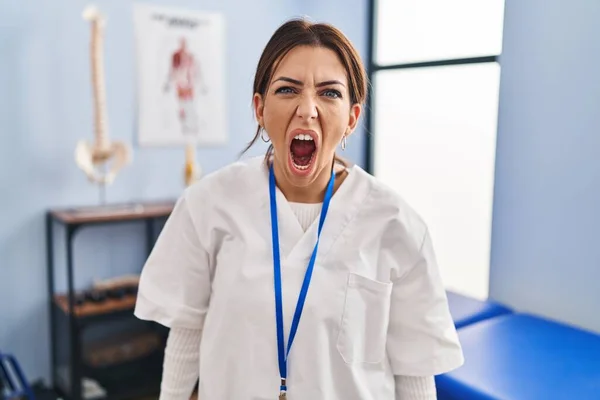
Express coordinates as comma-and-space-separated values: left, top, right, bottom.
159, 327, 202, 400
135, 191, 212, 329
386, 228, 463, 378
134, 190, 213, 398
395, 375, 436, 400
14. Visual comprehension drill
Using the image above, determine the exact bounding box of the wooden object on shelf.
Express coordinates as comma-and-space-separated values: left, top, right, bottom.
49, 200, 175, 225
92, 275, 140, 292
83, 331, 161, 368
54, 293, 137, 318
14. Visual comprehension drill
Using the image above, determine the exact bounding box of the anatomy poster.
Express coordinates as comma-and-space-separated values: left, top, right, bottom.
133, 4, 227, 146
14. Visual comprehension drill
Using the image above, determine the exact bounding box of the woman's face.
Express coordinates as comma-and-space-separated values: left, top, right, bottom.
254, 45, 361, 189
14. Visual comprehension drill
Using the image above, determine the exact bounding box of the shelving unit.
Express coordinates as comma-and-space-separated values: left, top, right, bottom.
46, 200, 175, 400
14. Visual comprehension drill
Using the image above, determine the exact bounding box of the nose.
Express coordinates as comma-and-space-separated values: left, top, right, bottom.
296, 94, 318, 120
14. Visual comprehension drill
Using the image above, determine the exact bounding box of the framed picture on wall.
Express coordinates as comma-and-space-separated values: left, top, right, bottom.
133, 3, 227, 146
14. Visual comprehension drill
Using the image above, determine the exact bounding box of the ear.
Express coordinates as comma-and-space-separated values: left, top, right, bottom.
346, 103, 362, 137
253, 93, 265, 127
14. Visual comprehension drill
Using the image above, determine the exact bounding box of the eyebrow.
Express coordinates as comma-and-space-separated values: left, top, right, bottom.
273, 76, 346, 87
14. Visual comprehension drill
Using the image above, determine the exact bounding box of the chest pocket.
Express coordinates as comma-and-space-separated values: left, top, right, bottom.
336, 272, 393, 364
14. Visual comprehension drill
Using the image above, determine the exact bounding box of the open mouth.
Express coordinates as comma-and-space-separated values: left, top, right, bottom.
289, 133, 317, 172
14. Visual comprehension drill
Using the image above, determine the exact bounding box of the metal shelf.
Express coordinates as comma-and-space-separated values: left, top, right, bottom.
46, 200, 174, 400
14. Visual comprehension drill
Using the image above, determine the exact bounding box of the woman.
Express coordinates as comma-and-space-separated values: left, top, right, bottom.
135, 18, 463, 400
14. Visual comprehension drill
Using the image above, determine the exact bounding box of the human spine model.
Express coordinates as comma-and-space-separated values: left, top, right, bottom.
76, 5, 131, 185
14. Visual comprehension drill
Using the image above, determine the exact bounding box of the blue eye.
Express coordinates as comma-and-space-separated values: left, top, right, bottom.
275, 86, 295, 94
323, 89, 342, 99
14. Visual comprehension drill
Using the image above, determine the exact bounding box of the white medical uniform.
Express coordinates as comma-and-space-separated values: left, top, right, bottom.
134, 156, 463, 400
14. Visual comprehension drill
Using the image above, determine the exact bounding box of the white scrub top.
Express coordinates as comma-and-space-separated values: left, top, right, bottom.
134, 156, 463, 400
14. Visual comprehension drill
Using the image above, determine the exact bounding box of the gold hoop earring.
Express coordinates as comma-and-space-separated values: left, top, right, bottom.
261, 128, 270, 143
341, 135, 347, 151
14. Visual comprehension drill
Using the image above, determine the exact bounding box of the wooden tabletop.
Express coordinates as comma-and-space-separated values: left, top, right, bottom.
49, 200, 175, 225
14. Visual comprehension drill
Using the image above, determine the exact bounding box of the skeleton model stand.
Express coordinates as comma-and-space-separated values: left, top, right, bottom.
183, 142, 201, 187
76, 5, 131, 204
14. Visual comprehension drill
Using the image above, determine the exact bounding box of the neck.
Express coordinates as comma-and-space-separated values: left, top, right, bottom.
272, 159, 346, 204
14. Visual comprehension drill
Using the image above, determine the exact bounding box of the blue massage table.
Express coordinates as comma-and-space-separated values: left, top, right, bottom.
436, 313, 600, 400
446, 290, 512, 328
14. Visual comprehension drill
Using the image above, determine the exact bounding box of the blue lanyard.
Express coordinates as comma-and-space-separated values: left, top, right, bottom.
269, 163, 336, 397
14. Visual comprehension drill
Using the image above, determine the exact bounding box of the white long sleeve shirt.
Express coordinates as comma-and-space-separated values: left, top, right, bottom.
159, 327, 437, 400
135, 157, 463, 399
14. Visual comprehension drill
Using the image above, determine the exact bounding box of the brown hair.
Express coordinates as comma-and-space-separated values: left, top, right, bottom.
241, 17, 368, 164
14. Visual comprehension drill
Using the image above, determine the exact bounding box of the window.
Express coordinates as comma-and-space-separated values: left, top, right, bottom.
375, 0, 505, 64
367, 0, 505, 299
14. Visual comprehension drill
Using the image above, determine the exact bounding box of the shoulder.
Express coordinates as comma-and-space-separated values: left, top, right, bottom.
351, 165, 429, 258
185, 156, 265, 195
354, 166, 427, 231
182, 155, 266, 211
172, 156, 266, 245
